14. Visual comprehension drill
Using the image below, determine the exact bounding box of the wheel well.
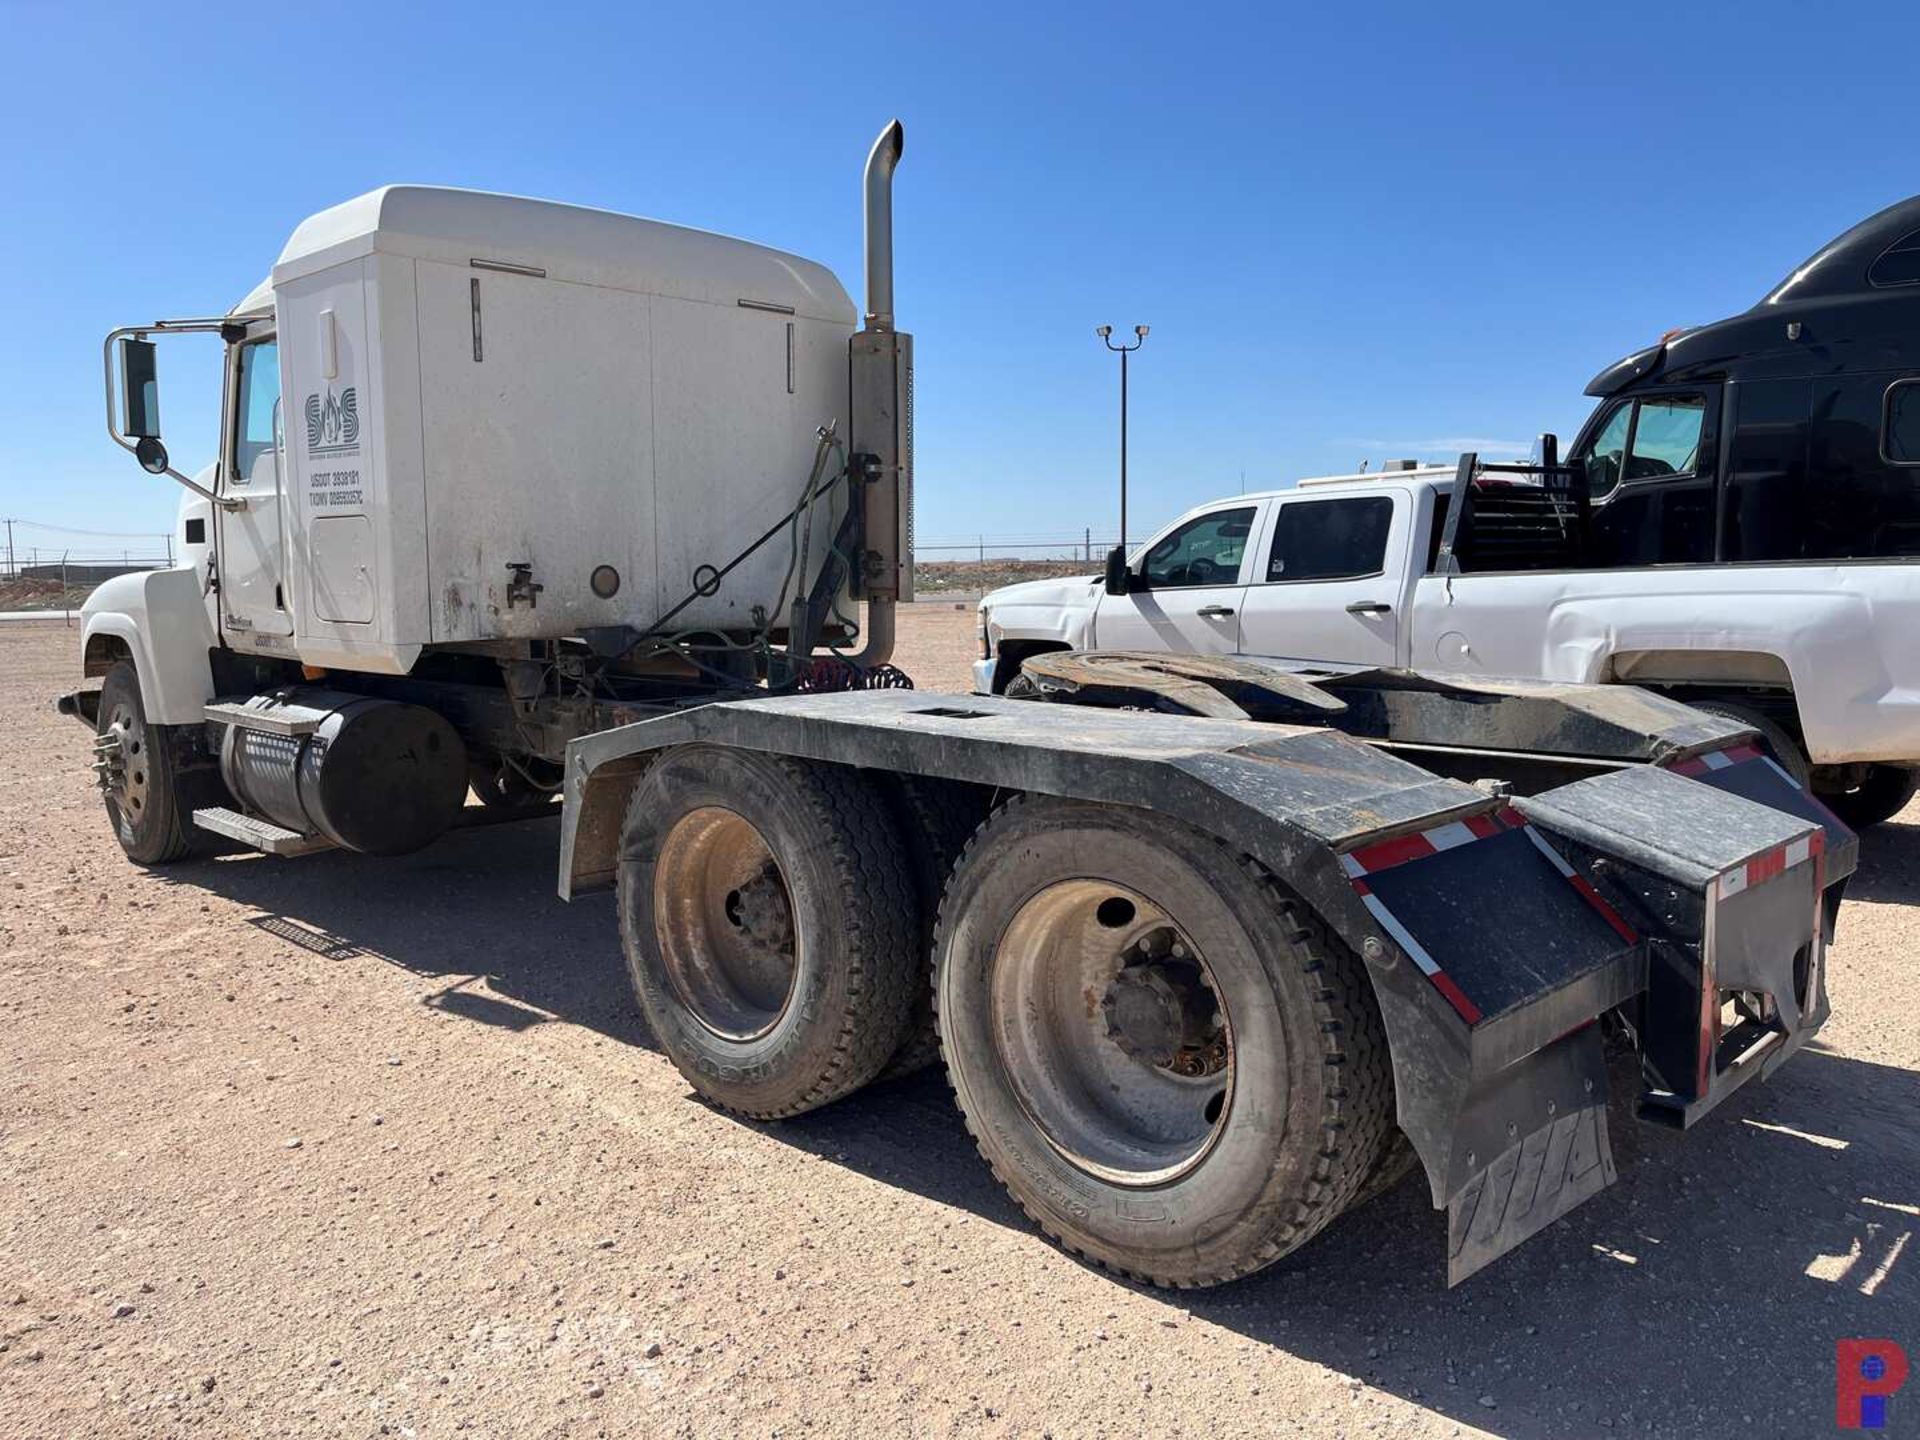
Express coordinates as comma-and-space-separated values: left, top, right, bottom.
991, 640, 1072, 694
1606, 648, 1792, 689
1604, 650, 1804, 747
83, 633, 134, 679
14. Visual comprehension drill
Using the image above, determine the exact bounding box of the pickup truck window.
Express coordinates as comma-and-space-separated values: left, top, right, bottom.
1887, 380, 1920, 464
1141, 507, 1255, 588
1266, 496, 1392, 582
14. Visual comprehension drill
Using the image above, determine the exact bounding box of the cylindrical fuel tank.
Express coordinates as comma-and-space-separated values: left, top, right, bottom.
218, 691, 468, 855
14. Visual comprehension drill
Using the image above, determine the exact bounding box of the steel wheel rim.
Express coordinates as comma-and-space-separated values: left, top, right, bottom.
652, 806, 800, 1041
990, 879, 1233, 1187
100, 699, 150, 824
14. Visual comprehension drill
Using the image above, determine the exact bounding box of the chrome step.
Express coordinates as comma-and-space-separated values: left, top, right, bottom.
202, 701, 320, 738
191, 806, 334, 856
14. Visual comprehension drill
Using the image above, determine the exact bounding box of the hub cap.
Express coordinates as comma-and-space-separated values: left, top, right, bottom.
990, 881, 1232, 1186
652, 807, 799, 1041
95, 699, 150, 825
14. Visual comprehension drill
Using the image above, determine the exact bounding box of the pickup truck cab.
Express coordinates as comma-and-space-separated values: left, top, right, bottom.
977, 193, 1920, 827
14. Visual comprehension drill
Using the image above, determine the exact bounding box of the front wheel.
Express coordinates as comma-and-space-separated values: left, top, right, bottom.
94, 661, 205, 866
934, 795, 1394, 1288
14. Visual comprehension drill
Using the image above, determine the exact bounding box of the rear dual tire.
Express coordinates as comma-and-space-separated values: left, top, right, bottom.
934, 796, 1394, 1287
615, 745, 919, 1119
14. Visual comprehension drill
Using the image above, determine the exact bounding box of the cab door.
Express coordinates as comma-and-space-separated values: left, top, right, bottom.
215, 328, 295, 639
1234, 490, 1406, 667
1090, 503, 1260, 654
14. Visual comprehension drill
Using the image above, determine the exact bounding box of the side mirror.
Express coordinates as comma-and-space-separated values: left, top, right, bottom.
119, 338, 161, 439
1103, 545, 1131, 597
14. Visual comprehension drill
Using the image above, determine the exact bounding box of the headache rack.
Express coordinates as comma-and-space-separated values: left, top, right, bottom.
1435, 439, 1592, 574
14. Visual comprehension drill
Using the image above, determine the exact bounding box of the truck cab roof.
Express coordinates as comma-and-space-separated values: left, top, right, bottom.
236, 184, 855, 323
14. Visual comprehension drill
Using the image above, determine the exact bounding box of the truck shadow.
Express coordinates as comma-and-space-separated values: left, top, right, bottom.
157, 814, 1918, 1438
155, 809, 653, 1050
1840, 811, 1920, 905
831, 1044, 1920, 1439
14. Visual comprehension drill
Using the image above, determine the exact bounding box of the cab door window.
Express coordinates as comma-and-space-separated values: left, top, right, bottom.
1140, 507, 1255, 588
1266, 496, 1393, 581
1626, 395, 1706, 479
231, 340, 280, 486
1578, 390, 1715, 565
1582, 402, 1633, 499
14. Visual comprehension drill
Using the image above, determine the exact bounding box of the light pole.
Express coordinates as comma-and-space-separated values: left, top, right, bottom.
1096, 325, 1148, 551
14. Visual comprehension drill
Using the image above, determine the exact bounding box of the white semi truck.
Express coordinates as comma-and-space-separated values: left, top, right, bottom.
64, 124, 1857, 1288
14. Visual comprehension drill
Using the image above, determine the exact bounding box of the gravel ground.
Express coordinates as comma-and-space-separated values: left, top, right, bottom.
1, 610, 1915, 1439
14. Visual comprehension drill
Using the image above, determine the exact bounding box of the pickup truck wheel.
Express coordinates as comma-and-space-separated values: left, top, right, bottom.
1820, 765, 1919, 830
94, 661, 201, 866
1690, 701, 1810, 787
934, 795, 1393, 1288
616, 745, 919, 1119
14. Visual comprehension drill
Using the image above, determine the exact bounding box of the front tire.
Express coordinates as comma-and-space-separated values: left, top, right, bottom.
616, 745, 919, 1119
934, 795, 1393, 1287
95, 661, 204, 866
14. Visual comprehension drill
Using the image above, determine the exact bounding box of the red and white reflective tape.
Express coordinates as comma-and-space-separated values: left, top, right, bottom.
1338, 816, 1502, 1025
1503, 819, 1641, 946
1668, 742, 1763, 778
1718, 827, 1825, 900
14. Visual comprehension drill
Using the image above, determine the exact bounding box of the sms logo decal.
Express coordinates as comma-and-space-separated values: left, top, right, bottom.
304, 387, 359, 456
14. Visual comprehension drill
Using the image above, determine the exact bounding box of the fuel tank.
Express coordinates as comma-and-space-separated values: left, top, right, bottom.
217, 690, 467, 855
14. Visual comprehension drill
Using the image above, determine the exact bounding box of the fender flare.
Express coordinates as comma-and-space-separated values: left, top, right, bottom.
80, 568, 217, 725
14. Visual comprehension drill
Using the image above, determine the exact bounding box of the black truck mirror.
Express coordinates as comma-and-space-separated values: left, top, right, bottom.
1104, 545, 1130, 596
120, 338, 162, 440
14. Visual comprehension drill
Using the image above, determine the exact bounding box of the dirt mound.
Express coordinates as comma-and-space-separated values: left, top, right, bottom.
916, 558, 1095, 595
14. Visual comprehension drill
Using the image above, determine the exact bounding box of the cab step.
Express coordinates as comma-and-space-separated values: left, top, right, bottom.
191, 806, 334, 856
201, 700, 321, 738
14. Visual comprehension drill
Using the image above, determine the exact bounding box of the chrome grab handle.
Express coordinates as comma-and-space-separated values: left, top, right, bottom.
1196, 604, 1236, 619
1345, 600, 1392, 615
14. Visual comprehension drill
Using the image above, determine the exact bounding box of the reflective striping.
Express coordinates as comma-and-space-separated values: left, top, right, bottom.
1357, 893, 1439, 976
1347, 830, 1445, 874
1521, 824, 1576, 878
1568, 873, 1639, 944
1701, 750, 1733, 771
1357, 891, 1483, 1025
1717, 826, 1826, 900
1339, 808, 1585, 1028
1422, 821, 1480, 852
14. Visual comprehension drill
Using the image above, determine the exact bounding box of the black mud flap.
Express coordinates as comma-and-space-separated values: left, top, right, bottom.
1335, 810, 1641, 1284
1445, 1026, 1615, 1285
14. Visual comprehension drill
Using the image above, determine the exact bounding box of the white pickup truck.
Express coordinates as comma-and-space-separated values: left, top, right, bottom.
981, 194, 1920, 827
974, 462, 1920, 828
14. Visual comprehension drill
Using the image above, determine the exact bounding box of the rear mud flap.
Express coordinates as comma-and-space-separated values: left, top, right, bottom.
1445, 1028, 1615, 1285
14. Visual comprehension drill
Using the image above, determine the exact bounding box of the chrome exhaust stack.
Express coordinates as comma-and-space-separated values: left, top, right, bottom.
863, 120, 903, 331
848, 118, 913, 661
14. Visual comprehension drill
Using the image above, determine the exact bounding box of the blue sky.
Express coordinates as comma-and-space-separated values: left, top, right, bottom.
4, 0, 1919, 562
